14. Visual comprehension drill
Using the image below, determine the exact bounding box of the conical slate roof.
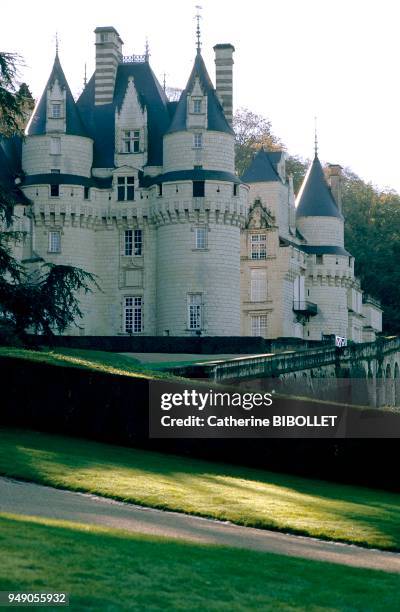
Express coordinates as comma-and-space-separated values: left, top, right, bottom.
27, 54, 88, 137
167, 52, 234, 135
296, 154, 343, 219
241, 148, 280, 183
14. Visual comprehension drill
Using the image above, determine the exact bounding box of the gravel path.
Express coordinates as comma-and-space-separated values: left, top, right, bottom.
1, 477, 399, 573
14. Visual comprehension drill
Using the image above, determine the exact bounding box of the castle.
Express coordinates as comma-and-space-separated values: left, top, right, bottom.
0, 26, 383, 342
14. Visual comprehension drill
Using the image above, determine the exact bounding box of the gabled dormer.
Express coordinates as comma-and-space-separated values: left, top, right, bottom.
115, 75, 148, 168
186, 76, 207, 129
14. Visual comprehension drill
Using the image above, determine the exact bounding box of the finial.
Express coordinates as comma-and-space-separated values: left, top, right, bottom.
84, 63, 87, 87
195, 5, 202, 53
163, 72, 166, 92
55, 32, 59, 56
145, 38, 150, 61
314, 115, 318, 157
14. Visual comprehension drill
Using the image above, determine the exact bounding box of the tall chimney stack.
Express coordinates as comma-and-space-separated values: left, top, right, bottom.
94, 26, 123, 106
213, 43, 235, 126
326, 164, 343, 213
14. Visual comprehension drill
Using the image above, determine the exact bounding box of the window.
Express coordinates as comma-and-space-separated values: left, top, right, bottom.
117, 176, 135, 201
349, 256, 352, 267
48, 231, 61, 253
124, 296, 143, 333
100, 33, 109, 42
233, 183, 238, 196
250, 234, 267, 260
51, 169, 60, 174
195, 226, 207, 249
193, 133, 202, 149
124, 230, 133, 256
84, 186, 90, 200
122, 130, 140, 153
51, 103, 61, 118
188, 293, 202, 330
193, 99, 202, 114
251, 314, 267, 337
316, 254, 323, 264
134, 229, 143, 256
50, 184, 59, 197
157, 184, 162, 197
50, 137, 61, 155
193, 180, 205, 197
250, 269, 267, 302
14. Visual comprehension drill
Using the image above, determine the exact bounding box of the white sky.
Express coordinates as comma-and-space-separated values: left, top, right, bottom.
3, 0, 400, 192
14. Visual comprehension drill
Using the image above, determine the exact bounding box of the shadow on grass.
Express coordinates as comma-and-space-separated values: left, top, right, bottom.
2, 513, 400, 611
1, 428, 400, 551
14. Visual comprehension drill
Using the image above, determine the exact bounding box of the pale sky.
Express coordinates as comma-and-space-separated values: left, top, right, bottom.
3, 0, 400, 192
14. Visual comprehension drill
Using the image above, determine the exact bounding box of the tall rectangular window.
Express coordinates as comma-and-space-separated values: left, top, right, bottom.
84, 186, 90, 200
250, 269, 267, 302
124, 296, 143, 333
122, 130, 140, 153
48, 231, 61, 253
316, 254, 323, 264
50, 184, 59, 197
117, 176, 135, 201
193, 133, 202, 149
134, 229, 142, 256
251, 314, 267, 337
50, 137, 61, 155
250, 234, 267, 260
51, 103, 61, 118
195, 226, 207, 249
193, 99, 202, 113
193, 180, 205, 197
188, 293, 202, 330
124, 230, 133, 256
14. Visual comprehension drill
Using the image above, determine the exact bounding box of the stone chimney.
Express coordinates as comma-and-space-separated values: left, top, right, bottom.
326, 164, 343, 212
213, 43, 235, 126
94, 26, 123, 106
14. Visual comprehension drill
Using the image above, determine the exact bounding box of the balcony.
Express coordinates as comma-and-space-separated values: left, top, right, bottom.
293, 300, 318, 316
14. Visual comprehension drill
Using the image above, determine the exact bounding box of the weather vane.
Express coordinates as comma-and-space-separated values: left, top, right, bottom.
195, 5, 202, 53
145, 37, 150, 61
55, 32, 59, 56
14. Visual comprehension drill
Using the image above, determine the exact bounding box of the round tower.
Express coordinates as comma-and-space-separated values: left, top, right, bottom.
21, 52, 96, 334
155, 48, 247, 336
296, 154, 353, 340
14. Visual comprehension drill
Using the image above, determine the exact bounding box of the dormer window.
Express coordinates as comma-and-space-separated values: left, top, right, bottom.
51, 103, 61, 119
194, 133, 202, 149
123, 130, 140, 153
117, 176, 135, 201
193, 99, 202, 114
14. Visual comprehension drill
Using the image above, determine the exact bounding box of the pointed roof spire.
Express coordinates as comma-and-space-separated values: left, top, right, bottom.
26, 53, 88, 137
145, 37, 150, 61
296, 153, 343, 219
314, 116, 318, 158
195, 5, 202, 53
167, 51, 233, 135
241, 148, 280, 183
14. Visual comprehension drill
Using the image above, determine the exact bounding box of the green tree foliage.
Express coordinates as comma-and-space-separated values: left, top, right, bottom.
233, 108, 283, 177
341, 172, 400, 334
0, 52, 96, 340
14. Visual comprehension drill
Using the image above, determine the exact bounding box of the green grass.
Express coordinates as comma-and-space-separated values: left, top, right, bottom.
1, 513, 400, 611
0, 346, 218, 377
1, 429, 400, 551
0, 347, 180, 379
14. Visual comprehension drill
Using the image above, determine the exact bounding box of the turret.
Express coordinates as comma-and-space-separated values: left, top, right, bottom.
155, 46, 247, 336
23, 53, 92, 177
296, 153, 344, 247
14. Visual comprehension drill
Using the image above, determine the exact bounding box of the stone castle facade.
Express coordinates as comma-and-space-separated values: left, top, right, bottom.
1, 26, 382, 342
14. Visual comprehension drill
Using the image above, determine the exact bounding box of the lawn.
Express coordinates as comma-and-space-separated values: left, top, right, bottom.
0, 346, 213, 377
1, 429, 400, 551
1, 513, 399, 611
